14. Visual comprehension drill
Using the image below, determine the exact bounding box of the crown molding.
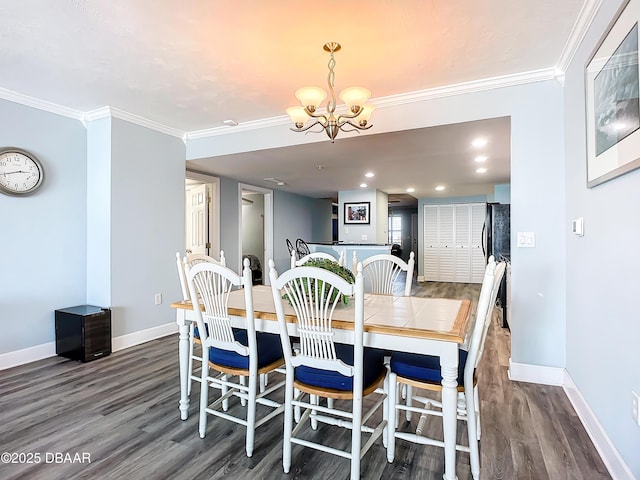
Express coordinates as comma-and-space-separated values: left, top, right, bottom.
186, 115, 290, 140
0, 87, 83, 121
372, 67, 557, 109
185, 67, 557, 140
83, 106, 185, 140
555, 0, 603, 74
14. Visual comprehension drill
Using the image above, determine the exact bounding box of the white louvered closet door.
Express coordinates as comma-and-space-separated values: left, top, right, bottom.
470, 203, 487, 283
454, 204, 471, 282
438, 205, 455, 282
423, 205, 439, 281
422, 203, 487, 284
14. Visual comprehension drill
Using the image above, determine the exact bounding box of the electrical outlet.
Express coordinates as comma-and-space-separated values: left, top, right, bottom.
154, 293, 162, 305
344, 227, 349, 234
633, 391, 640, 426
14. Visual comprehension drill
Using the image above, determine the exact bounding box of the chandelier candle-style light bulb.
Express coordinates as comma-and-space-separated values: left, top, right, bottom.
286, 42, 374, 142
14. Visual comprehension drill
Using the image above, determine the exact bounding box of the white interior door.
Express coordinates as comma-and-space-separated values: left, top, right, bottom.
186, 183, 208, 255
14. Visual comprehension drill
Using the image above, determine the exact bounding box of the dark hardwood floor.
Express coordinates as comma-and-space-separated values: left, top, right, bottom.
0, 281, 611, 480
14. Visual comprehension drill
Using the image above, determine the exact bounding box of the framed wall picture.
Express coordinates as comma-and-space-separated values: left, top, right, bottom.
585, 0, 640, 187
344, 202, 370, 224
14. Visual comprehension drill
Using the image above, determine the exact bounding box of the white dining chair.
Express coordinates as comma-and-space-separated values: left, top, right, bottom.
386, 256, 506, 480
176, 251, 226, 396
355, 251, 416, 413
358, 251, 415, 297
268, 260, 388, 480
185, 258, 285, 457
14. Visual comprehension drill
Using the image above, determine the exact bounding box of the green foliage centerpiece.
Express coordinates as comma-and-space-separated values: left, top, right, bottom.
284, 258, 355, 305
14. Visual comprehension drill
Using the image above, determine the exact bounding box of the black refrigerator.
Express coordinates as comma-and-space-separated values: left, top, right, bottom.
482, 203, 511, 327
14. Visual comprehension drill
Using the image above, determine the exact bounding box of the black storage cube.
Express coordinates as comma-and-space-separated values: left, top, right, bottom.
55, 305, 112, 362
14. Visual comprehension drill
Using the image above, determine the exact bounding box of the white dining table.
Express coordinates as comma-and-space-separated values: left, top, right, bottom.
171, 285, 471, 480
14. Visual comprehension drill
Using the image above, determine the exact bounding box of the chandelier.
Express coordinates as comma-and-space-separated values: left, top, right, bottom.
286, 42, 374, 143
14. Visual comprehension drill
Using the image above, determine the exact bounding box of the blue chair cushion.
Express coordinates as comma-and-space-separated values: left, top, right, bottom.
390, 349, 469, 384
208, 329, 283, 370
295, 344, 386, 391
193, 325, 207, 339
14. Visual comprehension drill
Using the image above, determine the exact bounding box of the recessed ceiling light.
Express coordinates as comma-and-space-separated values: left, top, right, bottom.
365, 172, 375, 178
406, 187, 415, 193
435, 185, 445, 191
471, 137, 488, 148
474, 155, 488, 163
476, 167, 487, 174
360, 183, 368, 188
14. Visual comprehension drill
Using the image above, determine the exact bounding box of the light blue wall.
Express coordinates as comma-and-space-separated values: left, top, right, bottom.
564, 0, 640, 474
86, 117, 112, 307
310, 198, 333, 243
216, 176, 317, 275
273, 189, 316, 273
108, 119, 185, 336
493, 183, 511, 203
338, 189, 384, 243
0, 100, 87, 353
219, 176, 240, 269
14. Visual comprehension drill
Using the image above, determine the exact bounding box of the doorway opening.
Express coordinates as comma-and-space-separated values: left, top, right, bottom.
184, 172, 220, 260
238, 184, 273, 285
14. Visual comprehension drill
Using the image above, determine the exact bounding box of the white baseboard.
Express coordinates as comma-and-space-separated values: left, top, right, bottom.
508, 359, 634, 479
0, 322, 178, 371
563, 371, 636, 480
0, 342, 57, 370
508, 358, 564, 385
111, 322, 178, 352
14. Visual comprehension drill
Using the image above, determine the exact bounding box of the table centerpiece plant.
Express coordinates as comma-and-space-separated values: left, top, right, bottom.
283, 258, 355, 305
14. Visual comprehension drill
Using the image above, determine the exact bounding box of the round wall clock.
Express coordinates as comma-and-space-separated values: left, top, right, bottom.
0, 147, 45, 196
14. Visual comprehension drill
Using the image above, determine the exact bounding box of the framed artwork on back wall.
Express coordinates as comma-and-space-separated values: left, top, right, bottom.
344, 202, 370, 224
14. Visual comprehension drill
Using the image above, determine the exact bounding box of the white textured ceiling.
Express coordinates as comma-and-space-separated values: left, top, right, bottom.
0, 0, 586, 199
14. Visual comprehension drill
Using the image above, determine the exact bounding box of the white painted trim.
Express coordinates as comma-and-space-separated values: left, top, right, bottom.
0, 65, 571, 141
556, 0, 604, 73
0, 322, 177, 370
417, 275, 425, 282
0, 87, 84, 121
83, 106, 185, 139
563, 371, 635, 480
507, 358, 564, 386
184, 68, 557, 140
112, 322, 178, 352
0, 342, 57, 370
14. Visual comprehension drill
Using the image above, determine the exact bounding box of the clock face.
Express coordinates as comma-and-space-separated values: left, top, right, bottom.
0, 148, 44, 196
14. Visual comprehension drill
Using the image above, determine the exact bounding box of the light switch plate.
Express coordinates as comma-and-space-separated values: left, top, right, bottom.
572, 217, 584, 236
517, 232, 535, 247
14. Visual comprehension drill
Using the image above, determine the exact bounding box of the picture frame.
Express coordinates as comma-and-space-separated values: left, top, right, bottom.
585, 0, 640, 187
344, 202, 370, 224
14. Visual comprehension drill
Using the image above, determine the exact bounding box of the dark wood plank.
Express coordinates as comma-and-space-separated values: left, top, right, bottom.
0, 281, 611, 480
